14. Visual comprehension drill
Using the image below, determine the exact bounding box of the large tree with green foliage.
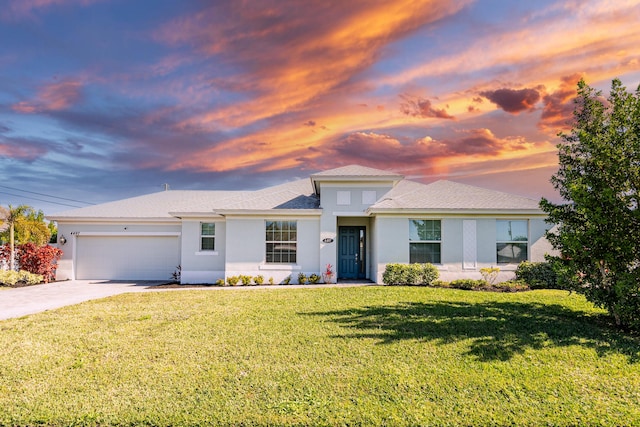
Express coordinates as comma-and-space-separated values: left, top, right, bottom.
540, 78, 640, 330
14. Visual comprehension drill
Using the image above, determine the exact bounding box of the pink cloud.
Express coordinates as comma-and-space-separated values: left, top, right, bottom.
539, 73, 583, 133
12, 80, 83, 113
2, 0, 102, 20
399, 94, 455, 119
0, 139, 48, 161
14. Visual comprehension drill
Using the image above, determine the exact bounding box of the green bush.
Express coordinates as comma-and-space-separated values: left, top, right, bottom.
215, 278, 225, 286
297, 273, 307, 284
449, 279, 487, 290
515, 262, 561, 289
493, 280, 530, 292
240, 275, 252, 286
281, 275, 291, 285
253, 275, 264, 285
308, 273, 320, 284
0, 270, 43, 286
382, 263, 439, 285
226, 276, 240, 286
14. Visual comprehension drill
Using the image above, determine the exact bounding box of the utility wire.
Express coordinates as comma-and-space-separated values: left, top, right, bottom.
0, 191, 84, 208
0, 184, 94, 205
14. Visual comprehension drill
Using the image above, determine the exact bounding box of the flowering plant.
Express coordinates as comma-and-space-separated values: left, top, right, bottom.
322, 264, 334, 283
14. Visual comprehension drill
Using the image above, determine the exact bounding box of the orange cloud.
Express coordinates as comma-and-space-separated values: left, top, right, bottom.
157, 0, 471, 131
12, 80, 83, 113
539, 74, 583, 133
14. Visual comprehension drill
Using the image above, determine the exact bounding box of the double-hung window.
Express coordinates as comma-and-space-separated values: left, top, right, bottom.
496, 220, 528, 263
200, 223, 216, 251
409, 219, 441, 264
266, 220, 297, 263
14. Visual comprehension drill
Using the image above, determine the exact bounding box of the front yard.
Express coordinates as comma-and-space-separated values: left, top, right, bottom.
0, 286, 638, 426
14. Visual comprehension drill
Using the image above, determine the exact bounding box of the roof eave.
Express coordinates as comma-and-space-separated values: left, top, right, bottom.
367, 208, 546, 216
215, 209, 322, 216
47, 216, 180, 223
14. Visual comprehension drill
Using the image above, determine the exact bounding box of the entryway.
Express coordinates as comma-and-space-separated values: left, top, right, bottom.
338, 226, 366, 280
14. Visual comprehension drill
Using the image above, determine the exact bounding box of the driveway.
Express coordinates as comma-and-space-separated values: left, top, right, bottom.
0, 280, 375, 321
0, 280, 163, 321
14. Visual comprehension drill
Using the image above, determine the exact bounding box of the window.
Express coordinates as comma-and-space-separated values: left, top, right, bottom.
200, 223, 215, 251
409, 219, 441, 264
496, 220, 528, 263
266, 221, 297, 263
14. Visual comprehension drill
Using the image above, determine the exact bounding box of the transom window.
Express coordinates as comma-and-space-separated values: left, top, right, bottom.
496, 220, 528, 264
200, 223, 215, 251
409, 219, 441, 264
266, 221, 297, 263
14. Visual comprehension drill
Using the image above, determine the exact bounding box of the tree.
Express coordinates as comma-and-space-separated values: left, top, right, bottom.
0, 205, 30, 271
0, 206, 52, 247
540, 78, 640, 330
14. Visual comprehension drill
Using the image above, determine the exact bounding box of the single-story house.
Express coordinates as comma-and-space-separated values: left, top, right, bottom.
48, 165, 553, 284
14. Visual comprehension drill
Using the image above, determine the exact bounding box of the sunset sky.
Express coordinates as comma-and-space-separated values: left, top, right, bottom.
1, 0, 640, 213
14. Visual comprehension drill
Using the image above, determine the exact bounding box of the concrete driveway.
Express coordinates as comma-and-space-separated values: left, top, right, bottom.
0, 280, 163, 321
0, 280, 374, 320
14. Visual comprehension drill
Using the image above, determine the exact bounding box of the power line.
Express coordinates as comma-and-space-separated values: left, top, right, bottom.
0, 191, 84, 208
0, 184, 94, 205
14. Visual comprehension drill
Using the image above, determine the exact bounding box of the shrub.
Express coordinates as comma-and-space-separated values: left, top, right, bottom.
215, 278, 225, 286
268, 277, 275, 285
308, 273, 320, 284
281, 275, 291, 285
480, 267, 500, 285
515, 261, 561, 289
0, 243, 63, 283
227, 276, 240, 286
449, 279, 487, 290
494, 280, 530, 292
297, 273, 307, 284
382, 263, 439, 285
240, 275, 252, 286
253, 275, 264, 285
0, 270, 43, 287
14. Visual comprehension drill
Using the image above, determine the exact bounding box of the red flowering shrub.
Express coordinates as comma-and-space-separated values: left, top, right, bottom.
14, 243, 63, 283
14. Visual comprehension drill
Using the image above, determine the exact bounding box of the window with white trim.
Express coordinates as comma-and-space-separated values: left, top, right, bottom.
496, 220, 528, 263
266, 220, 297, 263
409, 219, 441, 264
200, 223, 215, 251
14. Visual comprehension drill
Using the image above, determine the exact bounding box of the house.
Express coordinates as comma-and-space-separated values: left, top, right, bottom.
48, 165, 553, 284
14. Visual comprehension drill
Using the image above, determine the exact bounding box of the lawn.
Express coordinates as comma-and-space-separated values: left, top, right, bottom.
0, 286, 638, 426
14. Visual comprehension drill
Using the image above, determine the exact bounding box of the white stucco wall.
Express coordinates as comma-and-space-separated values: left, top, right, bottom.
224, 216, 321, 284
372, 215, 554, 283
180, 219, 226, 284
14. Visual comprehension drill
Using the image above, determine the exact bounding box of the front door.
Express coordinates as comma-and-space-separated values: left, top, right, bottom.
338, 226, 366, 279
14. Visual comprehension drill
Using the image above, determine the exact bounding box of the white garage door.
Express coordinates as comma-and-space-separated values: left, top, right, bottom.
76, 236, 180, 280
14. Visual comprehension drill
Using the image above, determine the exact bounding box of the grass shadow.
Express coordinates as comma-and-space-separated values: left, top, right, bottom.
306, 300, 640, 362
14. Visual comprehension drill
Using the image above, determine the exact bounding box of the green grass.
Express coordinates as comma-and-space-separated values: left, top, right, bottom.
0, 287, 639, 426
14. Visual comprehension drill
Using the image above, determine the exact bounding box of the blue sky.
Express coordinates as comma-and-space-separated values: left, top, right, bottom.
1, 0, 639, 213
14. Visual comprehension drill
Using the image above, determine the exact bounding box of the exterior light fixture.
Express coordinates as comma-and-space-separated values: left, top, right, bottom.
59, 235, 67, 245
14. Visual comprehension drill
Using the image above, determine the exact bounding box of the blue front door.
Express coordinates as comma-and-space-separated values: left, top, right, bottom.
338, 226, 366, 279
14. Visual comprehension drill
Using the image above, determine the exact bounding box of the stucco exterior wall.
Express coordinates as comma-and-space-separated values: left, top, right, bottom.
180, 219, 226, 284
224, 216, 321, 283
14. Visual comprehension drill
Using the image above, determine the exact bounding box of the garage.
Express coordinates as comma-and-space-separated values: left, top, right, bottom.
75, 234, 180, 280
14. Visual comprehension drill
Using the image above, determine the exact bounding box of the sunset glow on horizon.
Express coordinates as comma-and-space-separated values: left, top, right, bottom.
1, 0, 640, 212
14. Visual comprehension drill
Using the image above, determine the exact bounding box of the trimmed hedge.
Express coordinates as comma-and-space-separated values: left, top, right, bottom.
382, 263, 439, 285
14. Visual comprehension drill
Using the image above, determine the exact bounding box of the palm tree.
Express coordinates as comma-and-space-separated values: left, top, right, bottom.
0, 205, 29, 271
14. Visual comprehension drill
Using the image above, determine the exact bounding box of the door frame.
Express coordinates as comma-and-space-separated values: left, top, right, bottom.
338, 226, 367, 280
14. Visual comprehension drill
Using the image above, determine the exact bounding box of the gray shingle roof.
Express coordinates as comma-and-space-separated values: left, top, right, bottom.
311, 164, 403, 178
371, 180, 541, 211
49, 166, 542, 220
